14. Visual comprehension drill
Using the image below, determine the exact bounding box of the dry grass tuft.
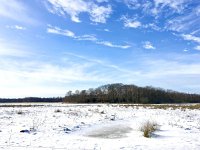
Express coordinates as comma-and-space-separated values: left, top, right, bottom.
140, 121, 159, 138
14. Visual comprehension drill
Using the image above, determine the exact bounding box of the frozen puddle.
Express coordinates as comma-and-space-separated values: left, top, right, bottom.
85, 123, 132, 139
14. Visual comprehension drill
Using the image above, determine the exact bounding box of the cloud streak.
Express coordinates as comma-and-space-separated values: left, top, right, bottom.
6, 25, 26, 30
47, 25, 131, 49
180, 34, 200, 50
47, 26, 75, 37
181, 34, 200, 43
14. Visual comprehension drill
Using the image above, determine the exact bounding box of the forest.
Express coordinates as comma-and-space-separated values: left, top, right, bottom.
64, 83, 200, 104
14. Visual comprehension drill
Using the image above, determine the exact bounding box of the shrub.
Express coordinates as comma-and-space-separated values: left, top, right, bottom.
54, 109, 62, 113
16, 110, 24, 115
140, 120, 159, 138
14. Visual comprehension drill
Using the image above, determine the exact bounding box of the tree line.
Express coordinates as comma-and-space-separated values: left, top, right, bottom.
64, 83, 200, 104
0, 97, 63, 103
1, 84, 199, 103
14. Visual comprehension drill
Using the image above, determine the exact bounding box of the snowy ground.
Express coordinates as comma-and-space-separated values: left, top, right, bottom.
0, 103, 200, 150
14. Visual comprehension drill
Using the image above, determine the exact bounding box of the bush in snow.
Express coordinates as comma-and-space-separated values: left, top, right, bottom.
16, 110, 24, 115
140, 120, 159, 138
54, 109, 62, 113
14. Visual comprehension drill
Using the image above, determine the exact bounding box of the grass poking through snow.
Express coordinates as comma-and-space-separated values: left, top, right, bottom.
140, 120, 159, 138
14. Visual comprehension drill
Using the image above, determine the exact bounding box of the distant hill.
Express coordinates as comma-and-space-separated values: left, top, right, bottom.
64, 83, 200, 104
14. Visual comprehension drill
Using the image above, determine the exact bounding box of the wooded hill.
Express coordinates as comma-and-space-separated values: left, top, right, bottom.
64, 83, 200, 104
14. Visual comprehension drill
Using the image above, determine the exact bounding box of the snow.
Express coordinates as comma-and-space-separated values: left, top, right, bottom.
0, 103, 200, 150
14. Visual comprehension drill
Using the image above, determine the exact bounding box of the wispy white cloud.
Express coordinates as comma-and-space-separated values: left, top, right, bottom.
121, 16, 162, 31
64, 52, 133, 73
76, 34, 97, 41
0, 0, 37, 24
0, 51, 138, 97
47, 26, 96, 41
180, 34, 200, 50
121, 15, 141, 28
70, 52, 200, 94
195, 45, 200, 51
124, 0, 141, 10
47, 25, 131, 49
181, 34, 200, 43
1, 46, 200, 97
165, 5, 200, 33
46, 0, 112, 23
191, 29, 200, 35
89, 5, 112, 23
46, 0, 88, 23
123, 0, 197, 33
6, 25, 26, 30
104, 29, 110, 32
47, 26, 98, 41
124, 0, 190, 16
124, 53, 200, 93
122, 1, 200, 51
143, 23, 161, 31
153, 0, 189, 15
0, 0, 25, 20
124, 20, 141, 28
0, 39, 31, 57
143, 41, 155, 49
67, 53, 143, 78
95, 0, 109, 3
0, 59, 96, 97
96, 41, 131, 49
47, 26, 75, 37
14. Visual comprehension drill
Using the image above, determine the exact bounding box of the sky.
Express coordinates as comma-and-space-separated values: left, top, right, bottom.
0, 0, 200, 98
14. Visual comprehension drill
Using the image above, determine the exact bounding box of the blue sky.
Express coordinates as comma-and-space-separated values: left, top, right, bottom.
0, 0, 200, 98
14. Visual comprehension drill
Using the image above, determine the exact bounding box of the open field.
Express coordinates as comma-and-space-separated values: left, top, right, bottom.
0, 103, 200, 150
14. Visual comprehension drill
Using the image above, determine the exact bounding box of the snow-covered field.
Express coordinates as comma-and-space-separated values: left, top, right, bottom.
0, 103, 200, 150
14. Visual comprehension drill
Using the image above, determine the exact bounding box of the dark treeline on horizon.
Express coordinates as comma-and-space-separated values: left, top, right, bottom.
64, 83, 200, 104
0, 97, 63, 103
0, 83, 200, 103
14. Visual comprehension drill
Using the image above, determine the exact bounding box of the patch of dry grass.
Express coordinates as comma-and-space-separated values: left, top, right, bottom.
120, 104, 200, 110
140, 121, 159, 138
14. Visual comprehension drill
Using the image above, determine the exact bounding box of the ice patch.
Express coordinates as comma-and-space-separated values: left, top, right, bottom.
85, 123, 132, 139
